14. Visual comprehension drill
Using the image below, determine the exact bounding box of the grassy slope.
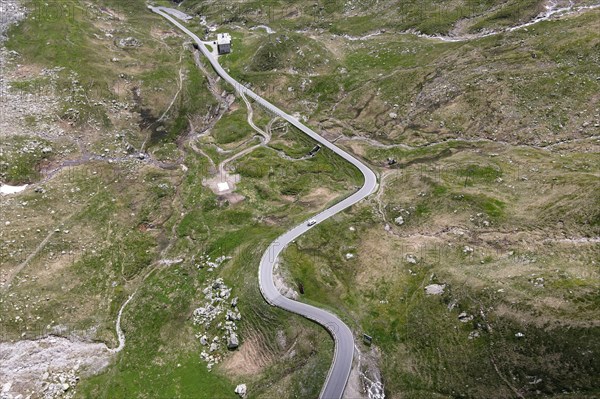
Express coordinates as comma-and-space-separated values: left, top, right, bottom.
182, 0, 547, 35
3, 0, 599, 398
77, 128, 351, 397
162, 5, 598, 396
282, 143, 600, 398
189, 2, 599, 146
2, 1, 353, 398
0, 103, 346, 399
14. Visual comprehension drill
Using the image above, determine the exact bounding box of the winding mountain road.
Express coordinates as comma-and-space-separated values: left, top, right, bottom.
150, 6, 378, 398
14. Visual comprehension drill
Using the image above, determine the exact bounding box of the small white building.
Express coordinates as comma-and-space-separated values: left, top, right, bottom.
216, 33, 232, 55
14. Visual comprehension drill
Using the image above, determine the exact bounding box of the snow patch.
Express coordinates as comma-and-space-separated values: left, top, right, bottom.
0, 184, 28, 195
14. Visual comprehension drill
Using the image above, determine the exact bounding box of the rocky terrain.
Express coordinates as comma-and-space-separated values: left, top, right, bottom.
0, 1, 26, 41
193, 277, 242, 371
0, 3, 112, 398
0, 336, 112, 399
0, 1, 64, 145
1, 2, 146, 397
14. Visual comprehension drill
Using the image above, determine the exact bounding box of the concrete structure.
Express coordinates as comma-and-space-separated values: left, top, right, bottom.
216, 33, 231, 55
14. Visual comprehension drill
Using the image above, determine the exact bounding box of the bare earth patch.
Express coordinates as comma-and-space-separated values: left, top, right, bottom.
220, 331, 273, 377
299, 186, 337, 208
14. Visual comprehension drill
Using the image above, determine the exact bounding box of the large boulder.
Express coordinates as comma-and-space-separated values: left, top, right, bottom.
117, 37, 142, 48
227, 333, 239, 350
234, 384, 247, 398
424, 284, 445, 296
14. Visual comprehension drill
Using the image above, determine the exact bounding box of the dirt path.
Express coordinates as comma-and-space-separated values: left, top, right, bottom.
203, 69, 274, 193
108, 292, 136, 353
373, 169, 396, 224
215, 88, 272, 178
157, 65, 184, 124
240, 90, 270, 143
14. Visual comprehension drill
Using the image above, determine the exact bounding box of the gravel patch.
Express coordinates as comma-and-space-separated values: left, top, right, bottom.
0, 336, 113, 399
0, 0, 26, 41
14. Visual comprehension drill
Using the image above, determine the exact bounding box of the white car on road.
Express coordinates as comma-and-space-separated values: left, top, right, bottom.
307, 219, 317, 226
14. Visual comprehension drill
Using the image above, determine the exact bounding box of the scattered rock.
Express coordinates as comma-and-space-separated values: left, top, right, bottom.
234, 384, 247, 398
0, 336, 111, 399
226, 310, 241, 321
196, 253, 231, 270
159, 258, 184, 266
227, 333, 239, 350
424, 284, 445, 295
394, 216, 404, 225
406, 254, 417, 264
117, 36, 142, 48
531, 277, 545, 287
193, 278, 242, 367
458, 312, 473, 323
273, 265, 299, 300
447, 300, 458, 311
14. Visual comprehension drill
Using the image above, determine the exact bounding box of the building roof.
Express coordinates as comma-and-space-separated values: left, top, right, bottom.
217, 33, 231, 45
217, 182, 230, 192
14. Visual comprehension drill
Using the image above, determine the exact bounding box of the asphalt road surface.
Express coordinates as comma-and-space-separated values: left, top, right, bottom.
150, 7, 378, 398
